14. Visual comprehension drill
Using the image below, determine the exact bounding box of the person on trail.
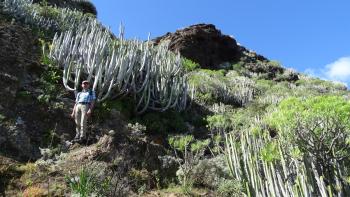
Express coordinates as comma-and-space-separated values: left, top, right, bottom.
70, 80, 96, 142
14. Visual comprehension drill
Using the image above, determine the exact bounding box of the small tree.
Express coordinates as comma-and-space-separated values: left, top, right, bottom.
168, 135, 209, 193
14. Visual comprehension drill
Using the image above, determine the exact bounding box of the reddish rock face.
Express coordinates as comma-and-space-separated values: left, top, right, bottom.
153, 24, 242, 69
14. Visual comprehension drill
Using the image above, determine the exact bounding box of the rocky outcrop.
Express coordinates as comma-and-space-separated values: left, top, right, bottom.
153, 24, 241, 69
153, 23, 268, 69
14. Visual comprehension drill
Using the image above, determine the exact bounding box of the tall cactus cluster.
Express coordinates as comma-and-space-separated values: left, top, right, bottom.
50, 19, 188, 113
1, 0, 188, 113
224, 123, 349, 197
2, 0, 85, 32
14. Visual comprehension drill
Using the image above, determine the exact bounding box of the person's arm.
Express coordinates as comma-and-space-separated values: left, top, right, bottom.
87, 101, 95, 114
87, 91, 96, 116
71, 92, 79, 118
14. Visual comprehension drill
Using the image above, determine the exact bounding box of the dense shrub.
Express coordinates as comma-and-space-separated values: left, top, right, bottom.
182, 58, 200, 72
267, 96, 350, 163
296, 75, 347, 93
266, 95, 350, 194
186, 156, 230, 189
217, 179, 243, 197
135, 110, 187, 134
244, 60, 284, 80
189, 69, 256, 106
274, 68, 299, 82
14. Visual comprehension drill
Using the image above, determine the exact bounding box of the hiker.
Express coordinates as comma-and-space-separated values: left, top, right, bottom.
70, 80, 96, 142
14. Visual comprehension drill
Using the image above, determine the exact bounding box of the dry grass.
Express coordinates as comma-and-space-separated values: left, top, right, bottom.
23, 186, 46, 197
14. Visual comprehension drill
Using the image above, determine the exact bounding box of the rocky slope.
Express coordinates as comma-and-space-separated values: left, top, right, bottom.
0, 13, 80, 161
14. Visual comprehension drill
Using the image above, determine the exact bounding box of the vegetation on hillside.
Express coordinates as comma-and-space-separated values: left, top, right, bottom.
1, 0, 350, 196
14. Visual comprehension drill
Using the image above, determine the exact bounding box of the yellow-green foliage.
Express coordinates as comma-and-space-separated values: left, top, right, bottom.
17, 163, 37, 186
266, 96, 350, 194
254, 73, 349, 107
182, 58, 199, 72
267, 96, 350, 157
231, 61, 244, 72
190, 139, 210, 152
260, 140, 279, 162
169, 135, 194, 152
296, 75, 347, 93
206, 114, 233, 133
269, 60, 282, 67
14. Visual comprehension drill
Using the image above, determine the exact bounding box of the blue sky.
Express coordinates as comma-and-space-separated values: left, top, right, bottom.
91, 0, 350, 85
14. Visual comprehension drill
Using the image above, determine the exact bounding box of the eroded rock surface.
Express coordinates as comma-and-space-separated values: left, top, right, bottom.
153, 24, 241, 69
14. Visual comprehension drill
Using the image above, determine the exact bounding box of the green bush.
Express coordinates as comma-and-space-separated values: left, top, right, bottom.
268, 60, 282, 67
41, 129, 60, 148
296, 75, 347, 92
217, 179, 243, 197
128, 168, 152, 194
206, 114, 233, 134
231, 61, 245, 73
182, 58, 200, 72
35, 38, 63, 105
94, 97, 135, 121
65, 166, 110, 197
188, 69, 256, 106
169, 135, 210, 193
266, 95, 350, 189
136, 110, 187, 134
187, 156, 231, 189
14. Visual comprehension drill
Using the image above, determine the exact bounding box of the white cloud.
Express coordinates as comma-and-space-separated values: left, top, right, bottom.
324, 57, 350, 81
304, 56, 350, 87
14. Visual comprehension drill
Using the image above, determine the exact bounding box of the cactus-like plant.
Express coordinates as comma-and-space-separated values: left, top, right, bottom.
224, 115, 350, 197
2, 0, 188, 113
2, 0, 85, 32
49, 17, 188, 113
